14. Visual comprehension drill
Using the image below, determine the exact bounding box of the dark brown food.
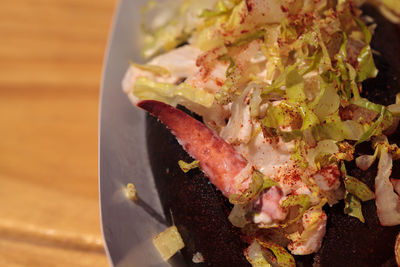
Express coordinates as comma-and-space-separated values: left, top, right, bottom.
146, 4, 400, 267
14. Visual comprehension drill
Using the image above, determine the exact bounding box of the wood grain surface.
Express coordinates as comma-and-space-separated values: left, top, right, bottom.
0, 0, 117, 265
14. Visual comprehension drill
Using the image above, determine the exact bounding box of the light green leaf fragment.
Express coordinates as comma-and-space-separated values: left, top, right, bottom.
129, 61, 171, 77
229, 30, 265, 47
355, 106, 393, 146
178, 160, 200, 173
356, 46, 378, 82
299, 106, 319, 130
257, 240, 296, 267
244, 241, 272, 267
281, 194, 311, 227
344, 191, 365, 223
354, 17, 372, 44
228, 204, 249, 228
229, 171, 276, 205
199, 0, 228, 18
353, 17, 378, 82
344, 175, 375, 201
353, 98, 384, 113
134, 77, 215, 108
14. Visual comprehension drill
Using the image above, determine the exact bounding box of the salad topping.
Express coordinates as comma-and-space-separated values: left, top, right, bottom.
123, 0, 400, 265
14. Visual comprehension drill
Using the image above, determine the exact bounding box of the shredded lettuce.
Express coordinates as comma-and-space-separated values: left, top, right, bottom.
344, 191, 365, 223
228, 204, 249, 228
306, 140, 339, 170
134, 77, 215, 108
355, 106, 393, 146
229, 171, 279, 205
141, 0, 217, 58
280, 194, 311, 227
244, 241, 272, 267
287, 199, 327, 253
353, 17, 378, 82
341, 163, 375, 201
129, 61, 171, 77
343, 175, 375, 202
229, 30, 265, 47
257, 239, 296, 267
199, 0, 228, 18
178, 160, 200, 173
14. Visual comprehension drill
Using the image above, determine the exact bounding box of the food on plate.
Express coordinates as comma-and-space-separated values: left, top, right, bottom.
125, 183, 138, 202
152, 225, 185, 261
122, 0, 400, 265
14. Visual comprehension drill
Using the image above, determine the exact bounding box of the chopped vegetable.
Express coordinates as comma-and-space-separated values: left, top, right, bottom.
280, 194, 311, 227
178, 159, 200, 173
257, 239, 296, 267
375, 143, 400, 226
244, 240, 272, 267
229, 171, 278, 205
153, 226, 185, 261
125, 183, 138, 201
129, 61, 171, 77
343, 175, 375, 202
134, 77, 215, 108
228, 204, 249, 228
344, 191, 365, 223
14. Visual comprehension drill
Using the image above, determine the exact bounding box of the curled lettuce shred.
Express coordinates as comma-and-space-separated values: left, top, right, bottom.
306, 140, 339, 170
344, 191, 365, 223
355, 106, 393, 146
353, 17, 378, 82
280, 194, 311, 227
341, 163, 375, 202
340, 163, 374, 222
134, 77, 215, 108
244, 241, 272, 267
256, 239, 296, 267
229, 170, 279, 205
178, 160, 200, 173
141, 0, 217, 58
199, 0, 228, 18
129, 61, 171, 77
228, 204, 249, 228
287, 199, 327, 252
343, 175, 375, 202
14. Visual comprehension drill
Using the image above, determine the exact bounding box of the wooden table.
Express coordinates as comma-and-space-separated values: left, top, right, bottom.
0, 0, 117, 265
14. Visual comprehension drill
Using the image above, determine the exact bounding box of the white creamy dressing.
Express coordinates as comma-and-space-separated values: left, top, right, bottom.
186, 62, 228, 94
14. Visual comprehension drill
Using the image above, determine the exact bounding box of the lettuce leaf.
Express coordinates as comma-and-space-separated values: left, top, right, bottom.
257, 239, 296, 267
280, 194, 311, 227
229, 171, 279, 205
178, 160, 200, 173
134, 77, 215, 108
344, 191, 365, 223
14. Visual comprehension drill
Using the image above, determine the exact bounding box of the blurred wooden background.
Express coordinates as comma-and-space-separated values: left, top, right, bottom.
0, 0, 117, 266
